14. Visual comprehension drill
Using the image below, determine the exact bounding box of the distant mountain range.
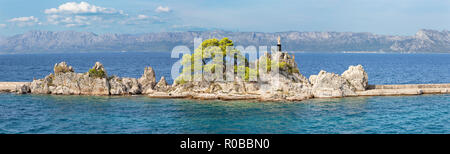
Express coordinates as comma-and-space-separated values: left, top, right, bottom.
0, 29, 448, 53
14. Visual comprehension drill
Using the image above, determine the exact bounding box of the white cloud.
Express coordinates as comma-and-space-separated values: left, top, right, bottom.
0, 24, 6, 28
44, 2, 127, 27
41, 2, 173, 29
137, 14, 149, 19
8, 16, 40, 27
155, 6, 170, 13
45, 2, 121, 14
47, 15, 61, 25
8, 16, 38, 22
47, 14, 103, 27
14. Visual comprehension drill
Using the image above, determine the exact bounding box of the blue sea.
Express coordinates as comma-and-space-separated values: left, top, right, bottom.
0, 52, 449, 134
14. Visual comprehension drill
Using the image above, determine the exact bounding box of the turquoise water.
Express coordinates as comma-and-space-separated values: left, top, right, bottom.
0, 93, 448, 134
0, 52, 449, 134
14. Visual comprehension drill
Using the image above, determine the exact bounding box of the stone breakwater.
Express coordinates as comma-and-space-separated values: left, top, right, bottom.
1, 51, 449, 101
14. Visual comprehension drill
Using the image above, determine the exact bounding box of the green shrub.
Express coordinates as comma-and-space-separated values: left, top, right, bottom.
290, 68, 300, 74
278, 61, 287, 69
88, 68, 106, 78
175, 78, 187, 85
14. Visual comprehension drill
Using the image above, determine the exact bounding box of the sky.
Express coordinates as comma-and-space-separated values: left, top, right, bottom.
0, 0, 448, 36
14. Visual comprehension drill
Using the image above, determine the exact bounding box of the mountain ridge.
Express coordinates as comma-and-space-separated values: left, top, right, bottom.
0, 29, 448, 53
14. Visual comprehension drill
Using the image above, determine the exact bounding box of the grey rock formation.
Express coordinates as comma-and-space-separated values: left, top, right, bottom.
154, 76, 169, 92
22, 52, 372, 101
308, 64, 369, 98
89, 62, 108, 77
16, 83, 30, 94
123, 78, 141, 94
53, 62, 74, 74
109, 77, 141, 95
29, 61, 159, 96
109, 76, 128, 95
139, 66, 157, 94
30, 62, 110, 95
309, 75, 318, 85
341, 65, 369, 91
29, 73, 54, 94
51, 72, 82, 95
310, 70, 356, 98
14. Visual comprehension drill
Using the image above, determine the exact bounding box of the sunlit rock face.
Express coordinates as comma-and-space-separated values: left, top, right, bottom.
309, 70, 356, 98
53, 62, 74, 74
29, 61, 161, 96
154, 76, 169, 92
16, 83, 31, 94
91, 62, 108, 77
309, 65, 370, 98
341, 65, 369, 91
139, 66, 157, 94
109, 77, 141, 95
30, 62, 110, 95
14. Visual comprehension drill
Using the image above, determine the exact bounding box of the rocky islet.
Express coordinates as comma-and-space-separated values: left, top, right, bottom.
16, 51, 377, 101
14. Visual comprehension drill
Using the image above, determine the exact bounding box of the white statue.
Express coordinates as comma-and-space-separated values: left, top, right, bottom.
277, 36, 281, 45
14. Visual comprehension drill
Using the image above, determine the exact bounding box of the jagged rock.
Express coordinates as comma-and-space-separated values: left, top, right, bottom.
191, 81, 211, 93
341, 65, 369, 91
79, 73, 110, 95
309, 75, 318, 85
154, 76, 169, 92
106, 76, 142, 95
30, 62, 110, 95
208, 83, 223, 93
139, 66, 157, 94
50, 72, 82, 95
16, 83, 30, 94
257, 68, 311, 100
88, 62, 107, 78
93, 62, 106, 73
123, 78, 141, 94
54, 62, 74, 74
30, 74, 53, 94
25, 51, 375, 101
232, 82, 245, 93
231, 77, 247, 93
109, 76, 127, 95
244, 82, 259, 94
310, 70, 356, 98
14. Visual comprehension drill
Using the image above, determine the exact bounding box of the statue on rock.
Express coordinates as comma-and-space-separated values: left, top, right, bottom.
277, 36, 282, 52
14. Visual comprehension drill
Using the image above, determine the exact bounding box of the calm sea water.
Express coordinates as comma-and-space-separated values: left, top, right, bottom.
0, 52, 449, 134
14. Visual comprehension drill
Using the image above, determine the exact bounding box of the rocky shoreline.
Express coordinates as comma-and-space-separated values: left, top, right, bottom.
3, 51, 449, 102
